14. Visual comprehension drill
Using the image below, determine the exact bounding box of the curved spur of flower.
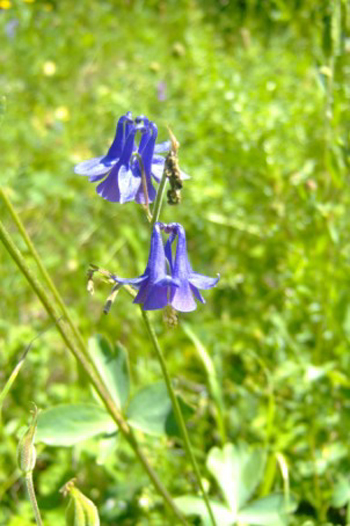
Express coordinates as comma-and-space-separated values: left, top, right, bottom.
96, 121, 159, 204
163, 222, 220, 312
134, 122, 159, 204
112, 224, 179, 310
74, 112, 132, 181
96, 124, 142, 203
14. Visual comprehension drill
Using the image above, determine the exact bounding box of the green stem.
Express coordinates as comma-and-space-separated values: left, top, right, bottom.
141, 310, 217, 526
151, 168, 168, 227
0, 188, 88, 361
0, 219, 187, 525
25, 472, 43, 526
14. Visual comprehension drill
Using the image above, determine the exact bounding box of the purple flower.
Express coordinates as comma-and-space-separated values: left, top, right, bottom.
74, 112, 170, 203
112, 222, 219, 312
157, 81, 167, 101
5, 19, 19, 39
164, 223, 220, 312
113, 223, 179, 310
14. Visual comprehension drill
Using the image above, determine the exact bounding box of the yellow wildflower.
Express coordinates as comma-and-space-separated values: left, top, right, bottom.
43, 61, 56, 76
54, 106, 70, 122
0, 0, 12, 9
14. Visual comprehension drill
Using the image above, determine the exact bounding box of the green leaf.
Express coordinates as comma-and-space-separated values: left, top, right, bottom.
174, 496, 235, 526
127, 382, 192, 437
207, 443, 265, 514
36, 404, 117, 446
237, 494, 295, 526
332, 477, 350, 508
88, 335, 130, 410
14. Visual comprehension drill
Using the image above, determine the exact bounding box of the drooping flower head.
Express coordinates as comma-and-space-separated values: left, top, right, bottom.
112, 222, 219, 312
164, 223, 220, 312
74, 112, 170, 204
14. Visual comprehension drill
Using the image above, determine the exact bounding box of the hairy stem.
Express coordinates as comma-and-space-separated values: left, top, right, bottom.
141, 310, 217, 526
0, 218, 187, 525
25, 472, 43, 526
151, 168, 168, 227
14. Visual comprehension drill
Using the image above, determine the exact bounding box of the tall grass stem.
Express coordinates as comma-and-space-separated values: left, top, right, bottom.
141, 310, 217, 526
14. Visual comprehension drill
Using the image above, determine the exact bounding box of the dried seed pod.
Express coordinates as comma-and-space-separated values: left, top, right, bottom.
164, 128, 183, 205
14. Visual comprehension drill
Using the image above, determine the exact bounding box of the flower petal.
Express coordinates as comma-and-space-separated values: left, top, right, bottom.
180, 169, 191, 180
154, 140, 170, 154
152, 155, 165, 164
112, 274, 147, 286
89, 173, 109, 183
133, 161, 157, 204
151, 162, 165, 183
96, 166, 121, 201
170, 282, 197, 312
104, 113, 131, 162
142, 283, 170, 310
74, 156, 115, 177
190, 284, 206, 304
156, 276, 180, 288
118, 166, 141, 204
164, 232, 176, 273
136, 181, 156, 204
189, 272, 220, 290
133, 281, 150, 305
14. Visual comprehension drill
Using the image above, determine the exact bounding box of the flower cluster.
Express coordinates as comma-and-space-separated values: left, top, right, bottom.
77, 112, 219, 312
75, 112, 187, 204
112, 222, 220, 312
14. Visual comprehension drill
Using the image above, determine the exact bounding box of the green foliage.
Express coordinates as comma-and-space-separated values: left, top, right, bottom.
176, 443, 296, 525
0, 0, 349, 524
207, 443, 266, 514
88, 335, 130, 410
36, 357, 191, 446
127, 381, 193, 437
36, 404, 117, 446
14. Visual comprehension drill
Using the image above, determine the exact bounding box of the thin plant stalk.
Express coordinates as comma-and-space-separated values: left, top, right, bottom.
0, 218, 187, 525
141, 310, 217, 526
25, 472, 43, 526
151, 168, 168, 227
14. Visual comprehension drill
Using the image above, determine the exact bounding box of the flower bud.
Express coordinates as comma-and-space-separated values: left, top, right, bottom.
17, 405, 39, 474
62, 480, 100, 526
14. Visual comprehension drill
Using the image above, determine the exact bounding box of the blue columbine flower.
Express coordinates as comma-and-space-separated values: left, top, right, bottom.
164, 223, 220, 312
113, 223, 180, 310
74, 112, 171, 203
112, 222, 219, 312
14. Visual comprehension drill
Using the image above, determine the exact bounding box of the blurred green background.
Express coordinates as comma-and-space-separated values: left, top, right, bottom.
1, 0, 350, 524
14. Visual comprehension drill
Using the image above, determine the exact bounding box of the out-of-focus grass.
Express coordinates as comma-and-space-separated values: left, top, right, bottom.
0, 0, 349, 524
